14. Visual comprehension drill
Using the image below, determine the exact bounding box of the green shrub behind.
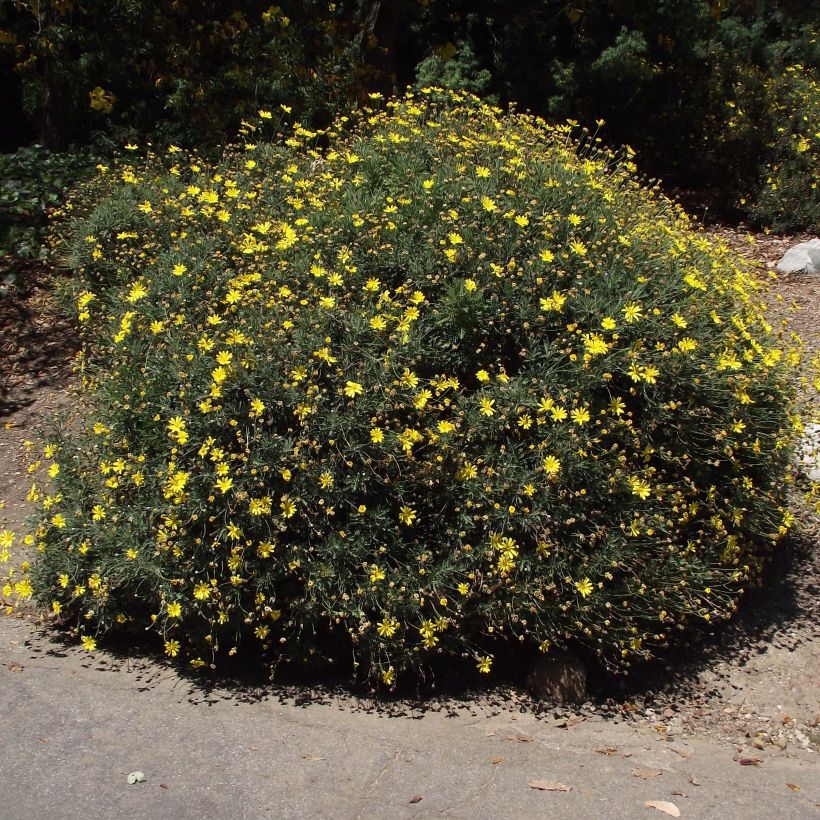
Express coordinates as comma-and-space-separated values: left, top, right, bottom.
0, 146, 96, 291
747, 65, 820, 232
27, 91, 803, 685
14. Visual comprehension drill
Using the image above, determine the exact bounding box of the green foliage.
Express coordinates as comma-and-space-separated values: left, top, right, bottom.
0, 0, 365, 148
2, 2, 816, 226
408, 1, 820, 228
414, 42, 495, 100
27, 92, 805, 685
0, 145, 95, 292
746, 65, 820, 232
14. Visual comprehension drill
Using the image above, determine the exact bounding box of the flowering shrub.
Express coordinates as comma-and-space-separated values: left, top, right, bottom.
747, 65, 820, 232
25, 90, 805, 685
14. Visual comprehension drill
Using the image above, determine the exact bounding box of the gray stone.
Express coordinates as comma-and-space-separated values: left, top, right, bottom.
527, 650, 588, 703
799, 422, 820, 483
776, 238, 820, 276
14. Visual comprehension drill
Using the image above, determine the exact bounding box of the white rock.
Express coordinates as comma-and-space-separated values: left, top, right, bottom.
799, 422, 820, 483
776, 238, 820, 276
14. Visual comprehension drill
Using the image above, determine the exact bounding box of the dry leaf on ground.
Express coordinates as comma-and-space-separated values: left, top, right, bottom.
528, 780, 572, 792
632, 767, 663, 779
644, 800, 681, 817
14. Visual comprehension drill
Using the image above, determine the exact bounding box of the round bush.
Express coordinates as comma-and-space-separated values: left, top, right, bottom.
31, 90, 800, 685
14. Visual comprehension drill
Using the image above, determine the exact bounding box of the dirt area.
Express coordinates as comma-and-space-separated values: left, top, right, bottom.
1, 229, 819, 769
1, 267, 79, 555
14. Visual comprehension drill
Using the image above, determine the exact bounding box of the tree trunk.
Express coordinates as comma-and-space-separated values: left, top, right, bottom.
357, 0, 410, 94
38, 53, 71, 149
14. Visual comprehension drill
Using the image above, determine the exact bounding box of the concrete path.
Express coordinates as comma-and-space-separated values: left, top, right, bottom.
1, 616, 818, 820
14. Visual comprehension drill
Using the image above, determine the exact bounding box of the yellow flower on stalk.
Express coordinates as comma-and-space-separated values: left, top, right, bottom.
81, 636, 97, 652
609, 397, 626, 416
14, 579, 32, 599
398, 506, 417, 526
481, 195, 498, 212
215, 477, 233, 494
377, 617, 398, 637
543, 455, 561, 478
623, 302, 643, 323
479, 397, 496, 417
400, 368, 419, 389
171, 263, 187, 277
167, 601, 182, 618
280, 496, 296, 519
126, 282, 148, 302
369, 565, 386, 583
549, 404, 568, 422
582, 333, 610, 356
630, 477, 652, 500
575, 578, 594, 598
164, 640, 181, 658
476, 655, 493, 674
193, 582, 211, 601
571, 406, 590, 426
344, 380, 364, 398
370, 427, 384, 444
458, 462, 478, 481
642, 365, 660, 384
